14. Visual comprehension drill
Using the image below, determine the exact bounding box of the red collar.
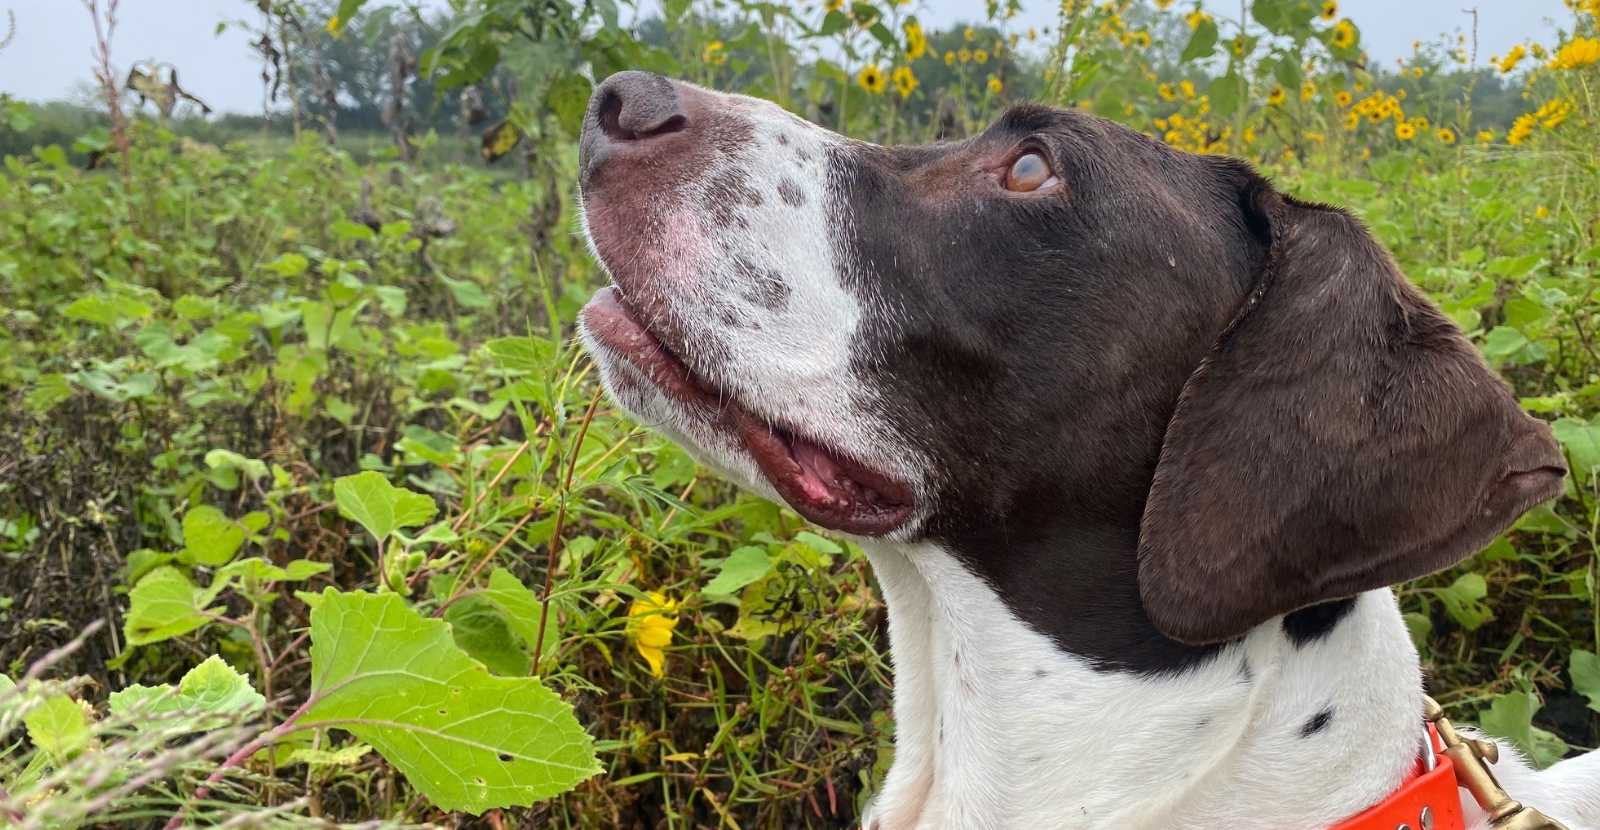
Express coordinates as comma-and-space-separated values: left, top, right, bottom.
1330, 725, 1463, 830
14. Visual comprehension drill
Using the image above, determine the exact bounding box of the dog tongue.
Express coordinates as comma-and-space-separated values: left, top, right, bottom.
792, 439, 843, 502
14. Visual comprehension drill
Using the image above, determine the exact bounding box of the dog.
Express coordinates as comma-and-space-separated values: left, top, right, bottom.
573, 71, 1600, 830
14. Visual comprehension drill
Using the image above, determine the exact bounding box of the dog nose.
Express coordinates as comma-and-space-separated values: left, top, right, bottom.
580, 71, 687, 185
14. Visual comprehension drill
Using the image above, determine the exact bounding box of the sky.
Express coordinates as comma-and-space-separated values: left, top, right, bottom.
0, 0, 1574, 114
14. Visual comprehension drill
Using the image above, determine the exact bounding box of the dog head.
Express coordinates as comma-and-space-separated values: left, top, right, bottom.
576, 71, 1566, 647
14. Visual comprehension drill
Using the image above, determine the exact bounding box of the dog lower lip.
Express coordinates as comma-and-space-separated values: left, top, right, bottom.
581, 285, 914, 536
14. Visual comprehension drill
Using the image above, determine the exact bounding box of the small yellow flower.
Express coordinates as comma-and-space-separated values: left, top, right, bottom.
1320, 1, 1338, 20
1243, 125, 1256, 144
975, 49, 990, 64
1184, 10, 1212, 30
824, 0, 844, 10
1301, 81, 1316, 101
905, 21, 928, 59
1180, 80, 1195, 99
1436, 127, 1456, 144
1154, 0, 1175, 7
1232, 35, 1247, 54
1028, 27, 1038, 41
1496, 45, 1526, 73
1534, 205, 1550, 219
1395, 122, 1416, 140
627, 592, 680, 678
702, 41, 728, 66
1344, 111, 1360, 130
1158, 82, 1176, 101
1550, 37, 1600, 69
945, 50, 956, 65
1330, 20, 1355, 49
1335, 90, 1352, 107
1360, 147, 1371, 160
326, 15, 343, 36
1509, 114, 1536, 145
1476, 129, 1494, 144
987, 75, 1003, 94
964, 26, 976, 41
892, 65, 919, 98
958, 47, 972, 63
1267, 86, 1287, 106
857, 65, 886, 93
1409, 115, 1429, 130
1413, 66, 1424, 78
1129, 31, 1150, 48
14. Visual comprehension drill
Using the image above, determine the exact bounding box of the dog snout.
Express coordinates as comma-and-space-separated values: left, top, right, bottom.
580, 71, 688, 186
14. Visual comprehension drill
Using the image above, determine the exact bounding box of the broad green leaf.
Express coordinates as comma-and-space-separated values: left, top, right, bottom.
483, 568, 561, 658
1571, 650, 1600, 713
1481, 326, 1529, 362
333, 471, 438, 542
1479, 691, 1567, 768
704, 547, 772, 595
304, 590, 599, 811
109, 655, 265, 729
439, 273, 492, 309
485, 336, 556, 374
1180, 18, 1218, 63
1552, 418, 1600, 482
205, 449, 269, 482
546, 73, 593, 138
25, 694, 90, 760
1433, 572, 1493, 631
183, 505, 247, 566
446, 596, 532, 676
124, 566, 222, 646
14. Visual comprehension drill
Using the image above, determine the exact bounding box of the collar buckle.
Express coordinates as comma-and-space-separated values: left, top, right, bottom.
1422, 696, 1570, 830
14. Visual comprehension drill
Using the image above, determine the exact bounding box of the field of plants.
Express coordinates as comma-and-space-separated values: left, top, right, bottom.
1, 0, 1599, 827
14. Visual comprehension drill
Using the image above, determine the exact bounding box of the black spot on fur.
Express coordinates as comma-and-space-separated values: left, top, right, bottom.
1284, 598, 1358, 646
1300, 707, 1334, 737
777, 177, 806, 207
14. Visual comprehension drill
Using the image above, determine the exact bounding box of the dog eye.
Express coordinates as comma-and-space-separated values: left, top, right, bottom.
1005, 152, 1058, 192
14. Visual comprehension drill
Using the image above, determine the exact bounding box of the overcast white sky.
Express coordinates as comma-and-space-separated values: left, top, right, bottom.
0, 0, 1574, 114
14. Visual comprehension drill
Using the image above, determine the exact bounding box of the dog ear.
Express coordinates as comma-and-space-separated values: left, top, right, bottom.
1137, 167, 1567, 646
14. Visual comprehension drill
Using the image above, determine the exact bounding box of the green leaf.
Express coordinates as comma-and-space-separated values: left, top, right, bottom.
1552, 418, 1600, 482
486, 336, 556, 373
445, 596, 532, 676
109, 655, 266, 728
704, 546, 772, 595
1481, 326, 1529, 362
483, 568, 561, 659
1180, 18, 1219, 63
288, 742, 373, 768
1479, 691, 1567, 768
1433, 572, 1493, 630
205, 449, 269, 482
25, 694, 90, 761
332, 219, 378, 240
546, 73, 593, 138
439, 273, 493, 309
303, 590, 599, 811
1571, 650, 1600, 713
333, 471, 438, 542
183, 505, 247, 566
124, 566, 222, 646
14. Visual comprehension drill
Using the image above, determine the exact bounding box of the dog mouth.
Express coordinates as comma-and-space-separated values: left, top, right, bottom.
580, 285, 915, 536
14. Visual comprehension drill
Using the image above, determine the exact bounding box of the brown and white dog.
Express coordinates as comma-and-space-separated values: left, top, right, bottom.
574, 71, 1600, 830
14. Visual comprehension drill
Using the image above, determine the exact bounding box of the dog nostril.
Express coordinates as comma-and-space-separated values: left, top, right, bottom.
597, 79, 687, 142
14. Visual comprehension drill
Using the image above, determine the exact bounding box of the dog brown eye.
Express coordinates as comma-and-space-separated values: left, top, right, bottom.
1005, 152, 1058, 192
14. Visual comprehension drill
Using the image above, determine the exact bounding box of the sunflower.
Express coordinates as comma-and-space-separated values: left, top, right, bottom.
987, 76, 1003, 94
1508, 114, 1536, 145
1395, 122, 1416, 141
944, 50, 956, 65
905, 21, 928, 59
1158, 83, 1176, 101
702, 41, 728, 66
1335, 90, 1352, 107
1436, 128, 1457, 145
964, 26, 976, 41
1267, 86, 1287, 106
1476, 130, 1494, 145
326, 15, 344, 36
958, 47, 972, 63
1320, 1, 1338, 20
857, 65, 887, 93
975, 49, 989, 64
1550, 37, 1600, 70
892, 65, 919, 98
1180, 80, 1195, 99
1344, 111, 1359, 130
1496, 45, 1527, 74
1301, 81, 1317, 101
1409, 115, 1430, 130
1183, 10, 1211, 30
1330, 20, 1355, 49
627, 592, 680, 678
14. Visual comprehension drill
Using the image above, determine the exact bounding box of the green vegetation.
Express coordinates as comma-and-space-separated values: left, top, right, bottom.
1, 0, 1598, 826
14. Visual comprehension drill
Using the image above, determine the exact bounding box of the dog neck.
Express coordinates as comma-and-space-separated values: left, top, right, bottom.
860, 540, 1425, 830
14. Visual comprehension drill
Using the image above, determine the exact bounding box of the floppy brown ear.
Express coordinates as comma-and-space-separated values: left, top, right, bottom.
1137, 171, 1567, 646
